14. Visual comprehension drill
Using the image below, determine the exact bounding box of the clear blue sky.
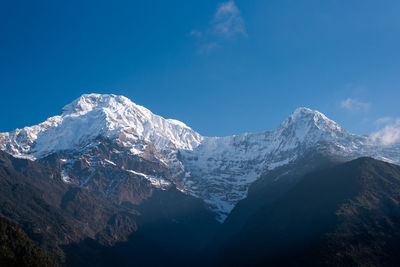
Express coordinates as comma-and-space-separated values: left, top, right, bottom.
1, 0, 400, 137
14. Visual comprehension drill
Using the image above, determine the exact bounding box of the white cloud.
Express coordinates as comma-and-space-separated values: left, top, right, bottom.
189, 1, 246, 52
371, 118, 400, 146
340, 98, 371, 112
212, 0, 247, 38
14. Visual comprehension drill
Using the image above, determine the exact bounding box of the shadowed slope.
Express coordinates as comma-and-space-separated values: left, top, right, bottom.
219, 157, 400, 266
0, 216, 56, 267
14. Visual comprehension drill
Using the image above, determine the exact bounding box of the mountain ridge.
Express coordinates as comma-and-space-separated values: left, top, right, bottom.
1, 93, 399, 221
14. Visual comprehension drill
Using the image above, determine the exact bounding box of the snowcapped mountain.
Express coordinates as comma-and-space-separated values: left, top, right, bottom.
0, 94, 202, 160
0, 94, 399, 222
178, 107, 400, 220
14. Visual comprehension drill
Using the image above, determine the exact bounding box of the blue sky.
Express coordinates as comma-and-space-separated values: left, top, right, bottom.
1, 0, 400, 137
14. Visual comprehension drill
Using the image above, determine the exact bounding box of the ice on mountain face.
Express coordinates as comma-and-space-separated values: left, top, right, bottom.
126, 170, 171, 190
178, 133, 274, 222
0, 94, 202, 160
1, 95, 400, 222
61, 170, 71, 183
104, 159, 117, 166
275, 107, 349, 147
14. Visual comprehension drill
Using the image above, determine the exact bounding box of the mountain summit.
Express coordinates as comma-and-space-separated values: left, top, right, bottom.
0, 94, 399, 221
0, 94, 202, 160
281, 107, 347, 138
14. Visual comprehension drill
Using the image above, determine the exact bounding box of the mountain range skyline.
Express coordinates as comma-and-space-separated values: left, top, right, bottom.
1, 93, 398, 162
1, 92, 398, 143
1, 1, 400, 137
1, 93, 399, 222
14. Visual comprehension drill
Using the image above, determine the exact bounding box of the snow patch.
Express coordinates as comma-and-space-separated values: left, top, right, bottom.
61, 170, 71, 183
126, 170, 171, 190
103, 159, 116, 166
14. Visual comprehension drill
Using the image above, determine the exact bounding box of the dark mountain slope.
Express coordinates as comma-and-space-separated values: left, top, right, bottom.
0, 150, 79, 259
64, 188, 219, 267
0, 150, 218, 266
0, 216, 56, 267
209, 152, 342, 258
133, 188, 219, 264
0, 149, 140, 257
218, 157, 400, 266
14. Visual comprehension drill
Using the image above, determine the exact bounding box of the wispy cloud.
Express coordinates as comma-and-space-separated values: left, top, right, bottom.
198, 42, 220, 54
375, 116, 393, 125
189, 29, 203, 38
212, 0, 247, 38
190, 1, 247, 53
340, 98, 371, 112
371, 118, 400, 146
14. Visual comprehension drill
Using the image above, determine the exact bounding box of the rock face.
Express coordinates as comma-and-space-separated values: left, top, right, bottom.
1, 94, 400, 221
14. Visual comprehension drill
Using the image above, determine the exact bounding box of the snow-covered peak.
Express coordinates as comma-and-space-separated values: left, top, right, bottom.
285, 107, 343, 131
62, 94, 133, 115
276, 107, 348, 145
62, 93, 193, 129
0, 94, 203, 159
